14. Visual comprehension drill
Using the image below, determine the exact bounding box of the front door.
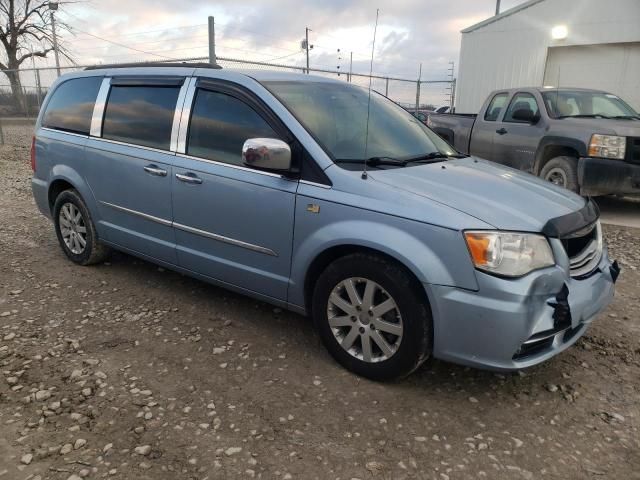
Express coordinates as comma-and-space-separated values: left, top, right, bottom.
490, 92, 543, 172
172, 83, 297, 301
85, 77, 184, 263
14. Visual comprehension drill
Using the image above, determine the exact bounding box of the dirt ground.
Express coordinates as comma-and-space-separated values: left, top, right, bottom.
0, 124, 639, 480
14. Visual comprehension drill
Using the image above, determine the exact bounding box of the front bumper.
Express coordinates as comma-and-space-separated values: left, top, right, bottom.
578, 157, 640, 196
427, 248, 617, 371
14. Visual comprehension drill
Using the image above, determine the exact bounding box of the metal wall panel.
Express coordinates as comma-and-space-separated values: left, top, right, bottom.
456, 0, 640, 113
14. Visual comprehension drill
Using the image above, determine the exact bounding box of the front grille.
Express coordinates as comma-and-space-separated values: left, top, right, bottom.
626, 137, 640, 164
561, 222, 603, 278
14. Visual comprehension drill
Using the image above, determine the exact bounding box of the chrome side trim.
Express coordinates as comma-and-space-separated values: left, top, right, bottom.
90, 136, 174, 156
299, 179, 332, 189
176, 77, 197, 154
173, 222, 278, 257
90, 78, 111, 137
170, 78, 192, 152
176, 153, 285, 179
41, 127, 88, 139
100, 201, 172, 227
100, 201, 277, 257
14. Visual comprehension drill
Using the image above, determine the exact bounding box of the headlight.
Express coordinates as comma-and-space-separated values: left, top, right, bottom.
464, 231, 555, 277
589, 134, 626, 160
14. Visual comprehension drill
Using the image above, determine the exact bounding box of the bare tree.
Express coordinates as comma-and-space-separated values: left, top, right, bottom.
0, 1, 70, 111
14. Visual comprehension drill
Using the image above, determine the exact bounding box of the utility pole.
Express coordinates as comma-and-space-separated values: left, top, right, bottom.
49, 2, 61, 77
305, 27, 310, 74
208, 16, 216, 64
349, 51, 353, 82
415, 62, 422, 112
495, 0, 501, 15
447, 61, 455, 110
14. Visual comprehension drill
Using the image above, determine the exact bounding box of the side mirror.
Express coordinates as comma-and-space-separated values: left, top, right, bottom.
242, 138, 291, 171
512, 108, 540, 124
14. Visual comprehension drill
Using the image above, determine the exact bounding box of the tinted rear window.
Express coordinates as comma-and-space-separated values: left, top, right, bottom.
102, 85, 180, 150
42, 77, 102, 135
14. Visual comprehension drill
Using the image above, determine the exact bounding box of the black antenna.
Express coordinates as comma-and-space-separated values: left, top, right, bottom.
362, 8, 380, 180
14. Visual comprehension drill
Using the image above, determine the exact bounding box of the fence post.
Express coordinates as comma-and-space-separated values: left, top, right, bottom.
385, 77, 389, 96
208, 16, 216, 64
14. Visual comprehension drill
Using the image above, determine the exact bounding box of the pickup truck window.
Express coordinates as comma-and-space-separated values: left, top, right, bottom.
263, 81, 454, 164
542, 90, 638, 119
504, 93, 540, 123
484, 93, 508, 121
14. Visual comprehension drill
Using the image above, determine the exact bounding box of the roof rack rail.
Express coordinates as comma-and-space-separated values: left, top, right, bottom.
84, 62, 222, 71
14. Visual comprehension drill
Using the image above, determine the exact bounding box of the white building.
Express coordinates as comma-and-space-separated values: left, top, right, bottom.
455, 0, 640, 113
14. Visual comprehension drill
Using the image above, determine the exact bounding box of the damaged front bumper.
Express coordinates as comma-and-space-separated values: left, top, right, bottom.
426, 245, 618, 371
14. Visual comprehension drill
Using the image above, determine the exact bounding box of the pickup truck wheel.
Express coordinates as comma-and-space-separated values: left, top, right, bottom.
312, 253, 432, 381
540, 156, 579, 193
53, 189, 111, 265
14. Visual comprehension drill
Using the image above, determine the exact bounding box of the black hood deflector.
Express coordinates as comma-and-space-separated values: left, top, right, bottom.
542, 199, 600, 238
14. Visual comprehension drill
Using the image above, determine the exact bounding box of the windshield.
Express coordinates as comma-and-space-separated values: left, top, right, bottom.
263, 80, 456, 165
542, 90, 638, 118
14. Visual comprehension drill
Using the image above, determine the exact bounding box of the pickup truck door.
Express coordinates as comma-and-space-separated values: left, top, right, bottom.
490, 92, 544, 173
468, 92, 509, 161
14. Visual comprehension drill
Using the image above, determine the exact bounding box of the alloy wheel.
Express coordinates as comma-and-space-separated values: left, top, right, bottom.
59, 203, 87, 255
327, 277, 403, 363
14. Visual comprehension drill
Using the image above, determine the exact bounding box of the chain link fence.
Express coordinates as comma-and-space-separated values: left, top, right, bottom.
0, 56, 455, 147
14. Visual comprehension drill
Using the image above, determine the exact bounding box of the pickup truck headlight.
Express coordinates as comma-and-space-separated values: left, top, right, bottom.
588, 134, 626, 160
464, 231, 555, 277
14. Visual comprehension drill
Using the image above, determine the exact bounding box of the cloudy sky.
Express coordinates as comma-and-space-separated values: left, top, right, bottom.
35, 0, 530, 104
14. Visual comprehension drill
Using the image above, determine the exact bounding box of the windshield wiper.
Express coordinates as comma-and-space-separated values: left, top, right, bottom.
403, 152, 467, 163
611, 115, 640, 120
335, 156, 407, 167
335, 152, 464, 169
557, 114, 612, 119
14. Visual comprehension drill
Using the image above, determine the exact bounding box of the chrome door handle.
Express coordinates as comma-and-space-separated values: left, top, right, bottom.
143, 165, 167, 176
176, 172, 203, 184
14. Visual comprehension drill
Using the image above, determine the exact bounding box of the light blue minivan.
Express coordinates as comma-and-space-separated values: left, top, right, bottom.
31, 64, 619, 380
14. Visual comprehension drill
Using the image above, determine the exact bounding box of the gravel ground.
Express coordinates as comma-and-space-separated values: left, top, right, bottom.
0, 124, 639, 480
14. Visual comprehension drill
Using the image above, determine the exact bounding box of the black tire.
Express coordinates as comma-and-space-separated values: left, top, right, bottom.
540, 156, 579, 193
53, 189, 111, 265
312, 253, 432, 381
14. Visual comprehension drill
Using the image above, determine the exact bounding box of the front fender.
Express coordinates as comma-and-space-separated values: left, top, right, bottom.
288, 197, 479, 309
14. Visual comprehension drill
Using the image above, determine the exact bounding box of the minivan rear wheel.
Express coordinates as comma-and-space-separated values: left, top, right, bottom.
53, 189, 111, 265
312, 253, 432, 380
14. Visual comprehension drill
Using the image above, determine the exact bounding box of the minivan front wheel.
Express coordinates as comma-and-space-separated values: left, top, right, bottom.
312, 253, 432, 380
53, 189, 111, 265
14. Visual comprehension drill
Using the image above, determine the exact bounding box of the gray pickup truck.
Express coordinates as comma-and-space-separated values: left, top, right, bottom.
427, 87, 640, 195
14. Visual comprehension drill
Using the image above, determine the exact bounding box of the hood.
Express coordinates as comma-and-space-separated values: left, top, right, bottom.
368, 157, 586, 232
560, 117, 640, 137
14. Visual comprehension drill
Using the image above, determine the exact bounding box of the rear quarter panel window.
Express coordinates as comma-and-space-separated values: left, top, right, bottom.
42, 77, 102, 135
102, 85, 180, 150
